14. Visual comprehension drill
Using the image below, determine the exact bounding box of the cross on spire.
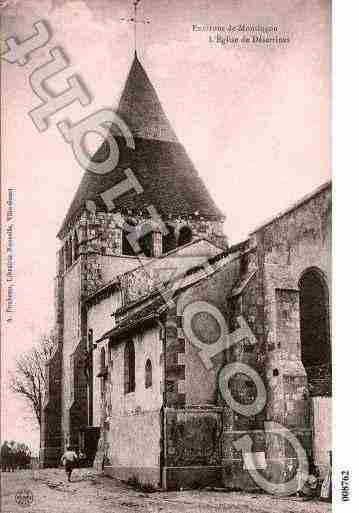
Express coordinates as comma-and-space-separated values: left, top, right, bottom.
119, 0, 150, 56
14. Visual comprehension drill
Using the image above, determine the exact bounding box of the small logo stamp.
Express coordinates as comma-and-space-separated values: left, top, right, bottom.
14, 488, 34, 507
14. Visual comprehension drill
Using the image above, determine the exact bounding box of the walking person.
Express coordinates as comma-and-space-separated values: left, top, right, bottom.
61, 446, 78, 482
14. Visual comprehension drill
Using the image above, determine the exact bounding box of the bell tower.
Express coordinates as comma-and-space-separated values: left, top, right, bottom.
41, 43, 227, 465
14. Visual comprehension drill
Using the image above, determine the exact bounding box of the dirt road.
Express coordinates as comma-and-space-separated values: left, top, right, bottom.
1, 468, 331, 513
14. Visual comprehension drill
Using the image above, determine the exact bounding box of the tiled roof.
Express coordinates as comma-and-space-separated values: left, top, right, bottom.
96, 296, 167, 343
58, 54, 223, 238
96, 246, 243, 344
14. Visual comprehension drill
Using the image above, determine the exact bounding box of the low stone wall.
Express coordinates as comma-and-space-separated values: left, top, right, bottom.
163, 407, 223, 489
222, 430, 266, 490
101, 409, 162, 488
222, 426, 313, 491
163, 466, 222, 490
104, 466, 161, 487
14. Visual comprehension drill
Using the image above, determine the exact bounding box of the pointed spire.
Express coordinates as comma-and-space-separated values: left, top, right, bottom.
117, 53, 178, 143
58, 56, 223, 238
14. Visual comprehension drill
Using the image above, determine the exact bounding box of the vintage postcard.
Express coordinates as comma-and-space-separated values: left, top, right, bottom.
1, 1, 338, 512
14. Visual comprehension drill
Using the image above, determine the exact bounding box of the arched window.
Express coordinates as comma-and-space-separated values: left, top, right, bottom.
64, 239, 72, 269
299, 268, 331, 394
178, 226, 192, 247
100, 347, 106, 373
240, 253, 249, 277
99, 347, 106, 397
162, 224, 177, 253
64, 241, 69, 270
73, 231, 79, 261
138, 222, 153, 257
145, 359, 152, 388
68, 237, 73, 267
122, 219, 136, 256
124, 340, 135, 394
97, 346, 108, 379
59, 247, 65, 275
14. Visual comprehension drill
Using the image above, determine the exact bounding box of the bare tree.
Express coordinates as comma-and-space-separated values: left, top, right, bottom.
9, 332, 57, 427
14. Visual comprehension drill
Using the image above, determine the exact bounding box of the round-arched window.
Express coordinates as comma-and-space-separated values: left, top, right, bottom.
73, 231, 79, 261
178, 226, 192, 247
138, 222, 154, 257
145, 359, 152, 388
100, 347, 106, 372
163, 224, 177, 253
299, 268, 331, 396
68, 237, 73, 267
122, 219, 136, 256
124, 340, 136, 393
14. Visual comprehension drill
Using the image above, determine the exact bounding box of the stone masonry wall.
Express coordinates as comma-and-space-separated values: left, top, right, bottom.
222, 247, 267, 489
175, 256, 241, 407
95, 325, 163, 486
40, 268, 64, 467
254, 183, 331, 478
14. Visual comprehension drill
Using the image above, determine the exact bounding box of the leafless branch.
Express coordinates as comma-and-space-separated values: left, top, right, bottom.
9, 331, 57, 428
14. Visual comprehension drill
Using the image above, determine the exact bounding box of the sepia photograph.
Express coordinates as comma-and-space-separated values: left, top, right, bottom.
1, 1, 336, 512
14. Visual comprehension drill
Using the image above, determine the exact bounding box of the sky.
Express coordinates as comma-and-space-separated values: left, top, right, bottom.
1, 0, 330, 453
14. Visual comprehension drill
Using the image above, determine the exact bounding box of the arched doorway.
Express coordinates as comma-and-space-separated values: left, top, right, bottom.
299, 268, 331, 475
299, 268, 331, 388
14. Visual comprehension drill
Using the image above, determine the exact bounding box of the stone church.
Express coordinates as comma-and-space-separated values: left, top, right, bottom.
41, 53, 331, 491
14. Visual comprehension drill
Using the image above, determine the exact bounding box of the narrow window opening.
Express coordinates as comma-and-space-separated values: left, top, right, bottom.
122, 219, 136, 256
162, 224, 177, 253
124, 340, 135, 394
138, 222, 154, 257
73, 231, 79, 261
178, 226, 192, 247
145, 359, 152, 388
68, 237, 73, 267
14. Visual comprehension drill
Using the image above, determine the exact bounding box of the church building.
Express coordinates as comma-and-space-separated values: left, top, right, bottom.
41, 52, 331, 491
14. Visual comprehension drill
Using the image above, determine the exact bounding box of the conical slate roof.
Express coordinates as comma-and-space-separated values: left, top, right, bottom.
118, 53, 178, 143
58, 54, 223, 238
